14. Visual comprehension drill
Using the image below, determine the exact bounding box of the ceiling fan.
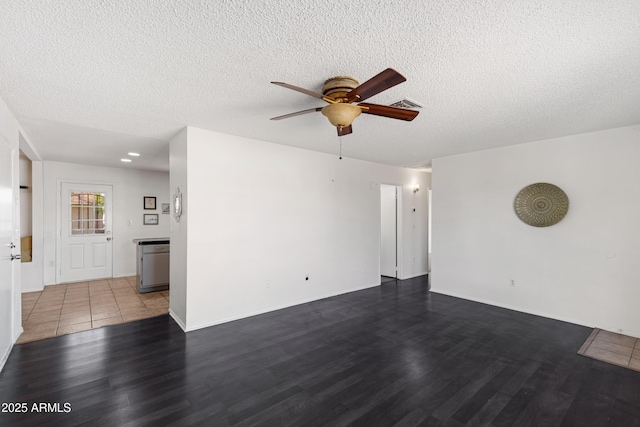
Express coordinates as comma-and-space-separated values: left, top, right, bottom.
270, 68, 419, 136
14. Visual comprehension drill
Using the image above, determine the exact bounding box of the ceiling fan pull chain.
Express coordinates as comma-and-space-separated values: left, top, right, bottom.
339, 135, 342, 160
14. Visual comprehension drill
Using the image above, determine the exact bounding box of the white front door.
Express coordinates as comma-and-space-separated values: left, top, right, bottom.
0, 137, 16, 360
58, 183, 113, 283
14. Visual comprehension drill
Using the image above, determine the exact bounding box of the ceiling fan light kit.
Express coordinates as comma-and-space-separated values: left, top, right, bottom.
321, 103, 362, 128
271, 68, 419, 136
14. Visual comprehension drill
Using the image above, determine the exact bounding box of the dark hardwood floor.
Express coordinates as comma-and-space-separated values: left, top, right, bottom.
1, 275, 640, 426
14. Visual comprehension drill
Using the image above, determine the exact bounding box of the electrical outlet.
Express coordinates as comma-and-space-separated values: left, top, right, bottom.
510, 279, 515, 287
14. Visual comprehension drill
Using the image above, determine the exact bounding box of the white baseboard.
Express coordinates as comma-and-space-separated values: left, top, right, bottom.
13, 326, 23, 341
169, 309, 187, 332
21, 283, 45, 293
429, 287, 596, 331
431, 287, 640, 338
400, 271, 429, 280
0, 342, 14, 374
184, 282, 380, 333
32, 274, 136, 290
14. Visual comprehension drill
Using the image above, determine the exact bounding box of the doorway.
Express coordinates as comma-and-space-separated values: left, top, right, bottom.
380, 184, 401, 281
57, 182, 113, 283
0, 135, 18, 365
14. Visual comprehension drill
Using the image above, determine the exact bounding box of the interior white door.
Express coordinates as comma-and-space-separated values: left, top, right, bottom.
380, 184, 397, 278
0, 137, 16, 360
59, 183, 113, 282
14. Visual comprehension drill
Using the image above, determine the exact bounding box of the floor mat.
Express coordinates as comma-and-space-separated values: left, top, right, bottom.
578, 328, 640, 371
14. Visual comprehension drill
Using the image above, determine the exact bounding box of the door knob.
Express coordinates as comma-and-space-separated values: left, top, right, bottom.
11, 254, 21, 261
106, 237, 112, 241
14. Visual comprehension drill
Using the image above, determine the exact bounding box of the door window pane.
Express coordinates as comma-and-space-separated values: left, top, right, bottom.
69, 192, 107, 235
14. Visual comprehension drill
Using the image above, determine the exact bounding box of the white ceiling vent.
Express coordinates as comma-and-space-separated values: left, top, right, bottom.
389, 98, 424, 109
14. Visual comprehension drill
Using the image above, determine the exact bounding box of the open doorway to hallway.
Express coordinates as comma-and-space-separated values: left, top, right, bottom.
380, 184, 401, 284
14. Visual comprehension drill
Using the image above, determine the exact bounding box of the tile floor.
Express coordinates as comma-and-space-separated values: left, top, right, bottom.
19, 276, 169, 344
578, 328, 640, 372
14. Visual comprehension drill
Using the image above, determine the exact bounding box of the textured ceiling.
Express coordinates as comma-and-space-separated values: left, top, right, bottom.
1, 0, 639, 172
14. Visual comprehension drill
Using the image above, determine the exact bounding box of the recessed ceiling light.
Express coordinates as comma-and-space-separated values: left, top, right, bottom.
121, 158, 132, 163
128, 152, 140, 157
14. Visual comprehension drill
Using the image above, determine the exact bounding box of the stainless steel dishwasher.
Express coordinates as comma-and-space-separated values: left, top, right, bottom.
135, 240, 170, 293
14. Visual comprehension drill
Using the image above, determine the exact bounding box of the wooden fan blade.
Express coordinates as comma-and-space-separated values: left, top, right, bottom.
271, 82, 326, 100
270, 107, 323, 121
337, 125, 353, 136
358, 103, 419, 121
346, 68, 406, 102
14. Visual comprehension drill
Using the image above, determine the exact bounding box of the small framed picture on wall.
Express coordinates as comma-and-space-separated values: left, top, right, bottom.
144, 196, 156, 210
161, 203, 170, 214
143, 214, 159, 225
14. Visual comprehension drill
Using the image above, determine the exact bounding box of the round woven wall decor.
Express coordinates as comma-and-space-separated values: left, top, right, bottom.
514, 183, 569, 227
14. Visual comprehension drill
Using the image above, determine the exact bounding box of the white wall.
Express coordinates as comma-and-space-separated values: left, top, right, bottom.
40, 161, 170, 287
168, 128, 188, 328
173, 127, 430, 331
431, 125, 640, 337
